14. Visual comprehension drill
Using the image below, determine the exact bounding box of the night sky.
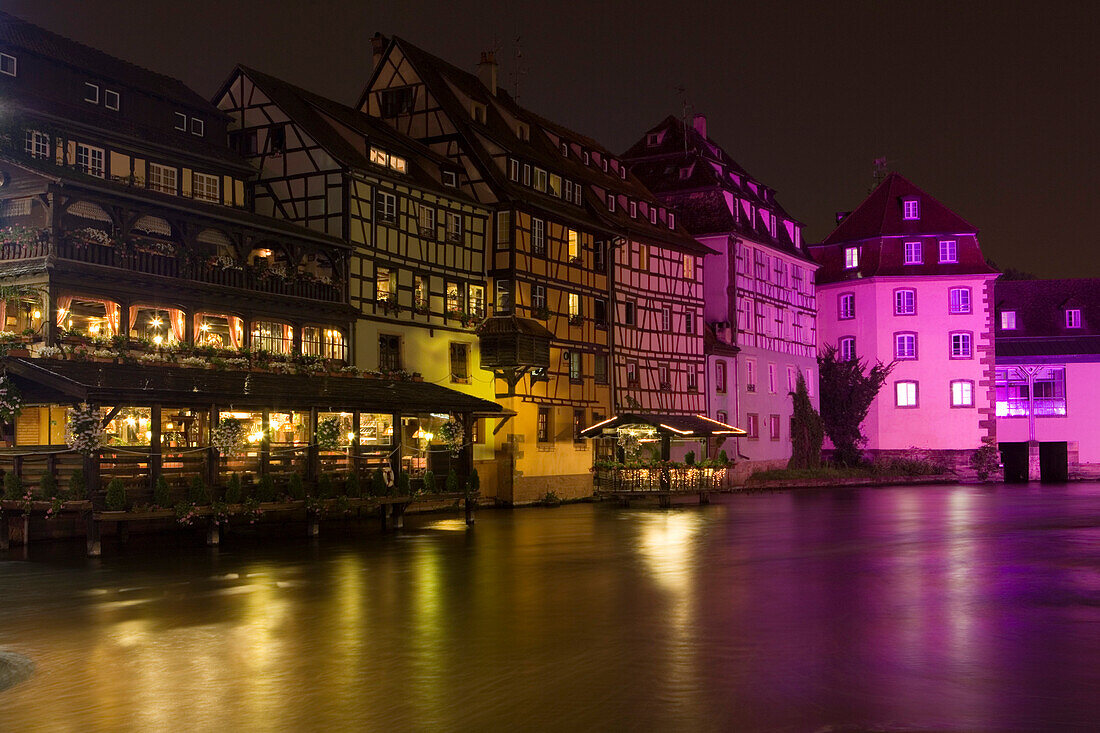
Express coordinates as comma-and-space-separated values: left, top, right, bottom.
9, 1, 1098, 278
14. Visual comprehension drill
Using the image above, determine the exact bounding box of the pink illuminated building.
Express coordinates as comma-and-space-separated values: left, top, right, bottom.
810, 174, 998, 463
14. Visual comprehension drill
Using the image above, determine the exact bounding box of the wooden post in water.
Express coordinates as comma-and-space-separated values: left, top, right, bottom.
378, 503, 388, 532
392, 502, 404, 529
85, 513, 101, 557
465, 496, 475, 526
206, 519, 220, 546
0, 514, 10, 551
308, 512, 320, 537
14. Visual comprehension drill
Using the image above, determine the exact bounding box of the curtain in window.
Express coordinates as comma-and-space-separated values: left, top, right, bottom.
229, 316, 242, 350
55, 296, 72, 327
103, 301, 120, 335
128, 306, 140, 332
170, 309, 185, 343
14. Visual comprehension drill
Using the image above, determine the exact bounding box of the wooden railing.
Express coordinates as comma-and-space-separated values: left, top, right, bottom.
595, 466, 730, 493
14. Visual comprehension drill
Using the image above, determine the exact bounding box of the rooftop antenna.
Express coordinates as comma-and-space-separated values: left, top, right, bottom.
510, 35, 528, 102
675, 85, 691, 152
871, 156, 891, 191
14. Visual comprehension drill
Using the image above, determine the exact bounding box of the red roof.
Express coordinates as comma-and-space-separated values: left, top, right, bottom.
821, 172, 977, 244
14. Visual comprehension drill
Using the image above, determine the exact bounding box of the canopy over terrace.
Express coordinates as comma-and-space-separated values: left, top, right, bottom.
1, 357, 502, 494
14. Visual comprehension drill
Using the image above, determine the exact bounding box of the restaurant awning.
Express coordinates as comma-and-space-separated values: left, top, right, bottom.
579, 413, 747, 439
2, 358, 504, 415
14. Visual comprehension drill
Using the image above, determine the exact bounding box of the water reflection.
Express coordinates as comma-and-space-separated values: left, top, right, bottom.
4, 484, 1100, 729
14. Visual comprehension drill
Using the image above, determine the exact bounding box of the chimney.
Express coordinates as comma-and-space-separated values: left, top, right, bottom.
692, 113, 707, 139
478, 51, 498, 95
370, 32, 389, 72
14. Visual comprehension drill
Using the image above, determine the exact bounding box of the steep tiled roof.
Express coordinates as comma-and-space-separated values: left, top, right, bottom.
0, 11, 213, 112
821, 172, 977, 244
363, 37, 711, 255
995, 280, 1100, 358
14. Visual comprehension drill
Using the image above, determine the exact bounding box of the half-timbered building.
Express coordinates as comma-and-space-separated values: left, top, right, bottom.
0, 12, 497, 508
359, 36, 711, 501
624, 114, 819, 475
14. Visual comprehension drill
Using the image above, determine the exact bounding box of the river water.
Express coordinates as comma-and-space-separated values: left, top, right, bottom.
2, 483, 1100, 731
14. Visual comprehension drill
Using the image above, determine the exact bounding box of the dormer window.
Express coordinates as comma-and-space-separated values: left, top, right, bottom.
845, 246, 859, 269
646, 132, 661, 147
560, 142, 568, 156
1066, 309, 1082, 328
84, 82, 99, 104
619, 165, 627, 180
471, 103, 487, 123
583, 151, 590, 165
104, 89, 120, 111
902, 198, 920, 220
173, 112, 187, 131
607, 194, 616, 213
190, 117, 204, 137
508, 159, 519, 181
370, 147, 407, 173
938, 239, 957, 263
533, 168, 547, 192
629, 201, 637, 218
516, 123, 529, 141
0, 53, 16, 77
442, 170, 458, 187
668, 212, 675, 229
649, 208, 657, 225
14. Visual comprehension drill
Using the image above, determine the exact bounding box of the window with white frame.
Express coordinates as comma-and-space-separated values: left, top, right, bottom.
949, 287, 971, 314
567, 292, 581, 319
1066, 309, 1082, 328
173, 112, 187, 131
938, 240, 958, 263
661, 307, 670, 332
950, 332, 972, 358
375, 191, 396, 223
894, 332, 917, 359
0, 53, 15, 77
787, 366, 797, 393
769, 414, 781, 441
745, 413, 759, 439
24, 130, 50, 159
895, 381, 918, 407
84, 82, 99, 103
951, 380, 974, 407
533, 168, 547, 192
442, 170, 458, 187
421, 205, 437, 235
903, 199, 920, 220
104, 89, 120, 111
629, 201, 637, 218
148, 163, 178, 195
715, 360, 727, 393
532, 284, 546, 312
746, 359, 756, 391
192, 172, 219, 202
1001, 310, 1017, 330
447, 212, 462, 242
683, 254, 694, 280
75, 144, 105, 177
839, 337, 856, 362
845, 246, 859, 269
894, 289, 916, 315
658, 364, 670, 388
768, 363, 777, 393
531, 218, 545, 256
190, 117, 204, 137
607, 194, 616, 212
904, 241, 922, 264
839, 293, 855, 320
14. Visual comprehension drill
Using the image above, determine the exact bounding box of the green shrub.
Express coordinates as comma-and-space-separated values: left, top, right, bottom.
684, 451, 695, 466
397, 470, 411, 496
189, 474, 210, 505
153, 475, 171, 507
344, 471, 360, 498
256, 473, 276, 502
105, 478, 127, 511
68, 468, 85, 500
287, 472, 305, 500
317, 473, 334, 499
39, 471, 59, 499
422, 469, 436, 494
224, 473, 242, 504
466, 468, 480, 495
445, 468, 458, 494
717, 450, 730, 466
3, 471, 21, 500
970, 444, 1001, 481
370, 468, 387, 497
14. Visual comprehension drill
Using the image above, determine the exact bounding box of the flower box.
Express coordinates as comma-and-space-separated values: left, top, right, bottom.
5, 348, 30, 357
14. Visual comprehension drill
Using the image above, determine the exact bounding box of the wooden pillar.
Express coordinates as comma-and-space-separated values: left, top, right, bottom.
307, 408, 319, 482
292, 321, 303, 356
392, 503, 405, 529
260, 410, 271, 476
207, 405, 219, 490
45, 280, 59, 345
150, 403, 162, 491
351, 411, 361, 482
184, 308, 194, 346
13, 454, 22, 481
660, 434, 671, 493
461, 412, 474, 486
83, 452, 99, 502
389, 412, 401, 480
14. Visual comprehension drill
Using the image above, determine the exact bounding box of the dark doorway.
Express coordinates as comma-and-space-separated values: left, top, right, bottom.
1039, 442, 1069, 483
1000, 442, 1029, 483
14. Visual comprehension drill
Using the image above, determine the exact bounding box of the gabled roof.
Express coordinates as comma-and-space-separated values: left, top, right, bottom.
361, 36, 712, 255
224, 66, 472, 201
0, 11, 214, 112
996, 279, 1100, 354
821, 172, 977, 244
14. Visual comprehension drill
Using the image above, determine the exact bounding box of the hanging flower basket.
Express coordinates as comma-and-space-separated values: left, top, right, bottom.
211, 417, 246, 456
437, 418, 464, 457
66, 403, 105, 456
316, 416, 341, 450
0, 375, 22, 423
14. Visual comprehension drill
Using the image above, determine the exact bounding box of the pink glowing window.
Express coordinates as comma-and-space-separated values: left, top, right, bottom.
844, 247, 859, 269
939, 240, 957, 263
904, 241, 922, 264
950, 332, 972, 358
894, 289, 916, 315
839, 337, 856, 362
1001, 311, 1017, 330
839, 293, 855, 320
895, 381, 918, 407
949, 288, 971, 314
902, 199, 919, 220
894, 333, 917, 359
951, 380, 974, 407
1066, 309, 1082, 328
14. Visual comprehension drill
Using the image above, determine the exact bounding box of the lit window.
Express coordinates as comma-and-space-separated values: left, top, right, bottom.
950, 332, 973, 358
0, 53, 15, 76
939, 240, 957, 263
895, 381, 918, 407
1066, 309, 1082, 328
839, 337, 856, 362
192, 172, 220, 203
104, 89, 120, 111
949, 288, 971, 314
548, 173, 562, 197
638, 244, 648, 271
1001, 311, 1017, 330
904, 241, 922, 264
537, 407, 551, 443
894, 289, 916, 315
148, 163, 178, 195
570, 353, 582, 382
844, 246, 859, 269
533, 168, 547, 192
839, 293, 855, 320
75, 144, 105, 177
567, 229, 579, 261
903, 199, 919, 220
894, 333, 917, 359
24, 130, 50, 159
375, 191, 396, 223
683, 254, 694, 280
567, 292, 581, 319
951, 380, 974, 407
84, 82, 99, 103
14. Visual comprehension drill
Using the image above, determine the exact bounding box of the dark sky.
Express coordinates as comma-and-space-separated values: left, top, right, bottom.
9, 0, 1098, 278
